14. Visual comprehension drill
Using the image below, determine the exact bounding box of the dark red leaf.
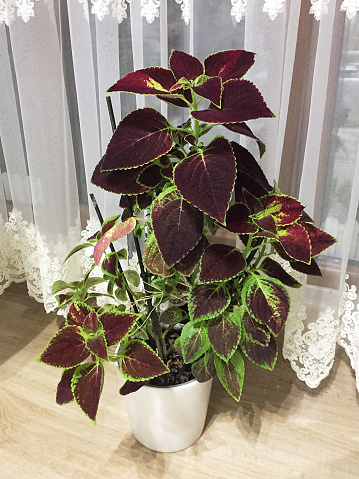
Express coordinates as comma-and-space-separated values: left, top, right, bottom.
170, 50, 204, 81
86, 334, 108, 360
101, 252, 118, 277
225, 203, 258, 234
225, 123, 266, 157
83, 310, 101, 334
156, 88, 192, 108
92, 159, 148, 195
277, 223, 311, 264
207, 315, 241, 360
72, 362, 104, 422
199, 244, 246, 283
137, 192, 153, 211
160, 164, 174, 180
261, 257, 302, 288
290, 257, 322, 277
301, 222, 337, 256
151, 187, 203, 267
204, 49, 255, 81
119, 379, 149, 396
174, 137, 236, 222
191, 80, 274, 124
231, 142, 271, 191
241, 310, 270, 346
241, 335, 278, 370
38, 326, 90, 368
137, 164, 163, 187
243, 276, 290, 337
121, 340, 169, 381
253, 215, 277, 235
100, 108, 173, 171
260, 195, 304, 226
189, 284, 230, 322
143, 232, 175, 276
174, 236, 208, 276
67, 302, 91, 326
100, 311, 138, 346
56, 367, 76, 405
192, 77, 222, 107
108, 67, 177, 95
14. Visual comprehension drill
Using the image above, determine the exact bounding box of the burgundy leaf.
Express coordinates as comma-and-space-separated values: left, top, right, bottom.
235, 172, 269, 204
199, 244, 246, 283
191, 80, 274, 124
204, 49, 255, 82
174, 236, 208, 276
56, 367, 76, 405
214, 351, 245, 402
100, 108, 173, 171
301, 222, 337, 256
191, 351, 216, 383
189, 284, 230, 322
100, 312, 139, 346
94, 217, 136, 265
180, 322, 209, 363
136, 192, 153, 211
170, 50, 204, 81
83, 310, 101, 334
86, 334, 108, 360
261, 257, 302, 288
120, 340, 169, 381
207, 315, 241, 361
108, 67, 178, 95
225, 203, 258, 234
231, 142, 271, 191
92, 159, 148, 195
225, 123, 266, 157
260, 195, 304, 226
143, 232, 175, 276
156, 88, 192, 108
253, 215, 277, 235
137, 164, 163, 187
160, 164, 174, 180
119, 379, 149, 396
174, 137, 236, 222
241, 189, 264, 212
101, 252, 118, 277
242, 276, 290, 337
241, 310, 270, 346
38, 326, 90, 368
151, 187, 203, 267
192, 77, 222, 107
277, 223, 311, 264
67, 302, 91, 326
72, 362, 104, 423
290, 257, 322, 277
241, 335, 278, 370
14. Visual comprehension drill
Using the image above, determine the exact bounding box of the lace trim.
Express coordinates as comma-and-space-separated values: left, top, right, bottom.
283, 273, 359, 393
1, 0, 358, 25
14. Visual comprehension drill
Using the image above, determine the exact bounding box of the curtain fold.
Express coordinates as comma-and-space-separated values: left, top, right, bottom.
0, 0, 358, 393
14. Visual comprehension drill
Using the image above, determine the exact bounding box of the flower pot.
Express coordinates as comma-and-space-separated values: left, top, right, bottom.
115, 349, 213, 452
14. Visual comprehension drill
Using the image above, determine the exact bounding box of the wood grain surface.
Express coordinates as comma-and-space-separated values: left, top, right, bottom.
1, 282, 358, 479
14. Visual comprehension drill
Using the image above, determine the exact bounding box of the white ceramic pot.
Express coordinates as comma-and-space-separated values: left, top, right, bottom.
115, 349, 213, 452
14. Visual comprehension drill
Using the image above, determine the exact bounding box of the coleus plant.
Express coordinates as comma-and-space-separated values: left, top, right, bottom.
38, 49, 336, 423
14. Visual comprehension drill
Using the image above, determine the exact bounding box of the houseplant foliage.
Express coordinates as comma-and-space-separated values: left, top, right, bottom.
37, 49, 336, 423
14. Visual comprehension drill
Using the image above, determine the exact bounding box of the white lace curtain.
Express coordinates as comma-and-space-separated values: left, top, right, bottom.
0, 0, 358, 394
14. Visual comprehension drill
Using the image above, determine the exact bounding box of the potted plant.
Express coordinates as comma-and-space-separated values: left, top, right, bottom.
37, 49, 336, 452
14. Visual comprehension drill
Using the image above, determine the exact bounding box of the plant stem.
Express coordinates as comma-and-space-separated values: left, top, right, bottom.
89, 193, 139, 314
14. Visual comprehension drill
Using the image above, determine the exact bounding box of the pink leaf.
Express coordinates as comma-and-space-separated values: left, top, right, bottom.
94, 217, 136, 265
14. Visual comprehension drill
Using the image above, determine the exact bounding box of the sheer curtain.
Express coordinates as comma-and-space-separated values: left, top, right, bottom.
0, 0, 358, 393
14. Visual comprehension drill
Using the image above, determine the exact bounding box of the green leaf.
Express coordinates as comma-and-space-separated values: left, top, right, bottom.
52, 280, 71, 295
64, 243, 93, 262
180, 321, 210, 363
214, 351, 245, 402
124, 269, 141, 288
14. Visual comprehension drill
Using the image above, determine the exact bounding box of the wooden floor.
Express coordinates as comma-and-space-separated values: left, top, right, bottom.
1, 282, 358, 479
